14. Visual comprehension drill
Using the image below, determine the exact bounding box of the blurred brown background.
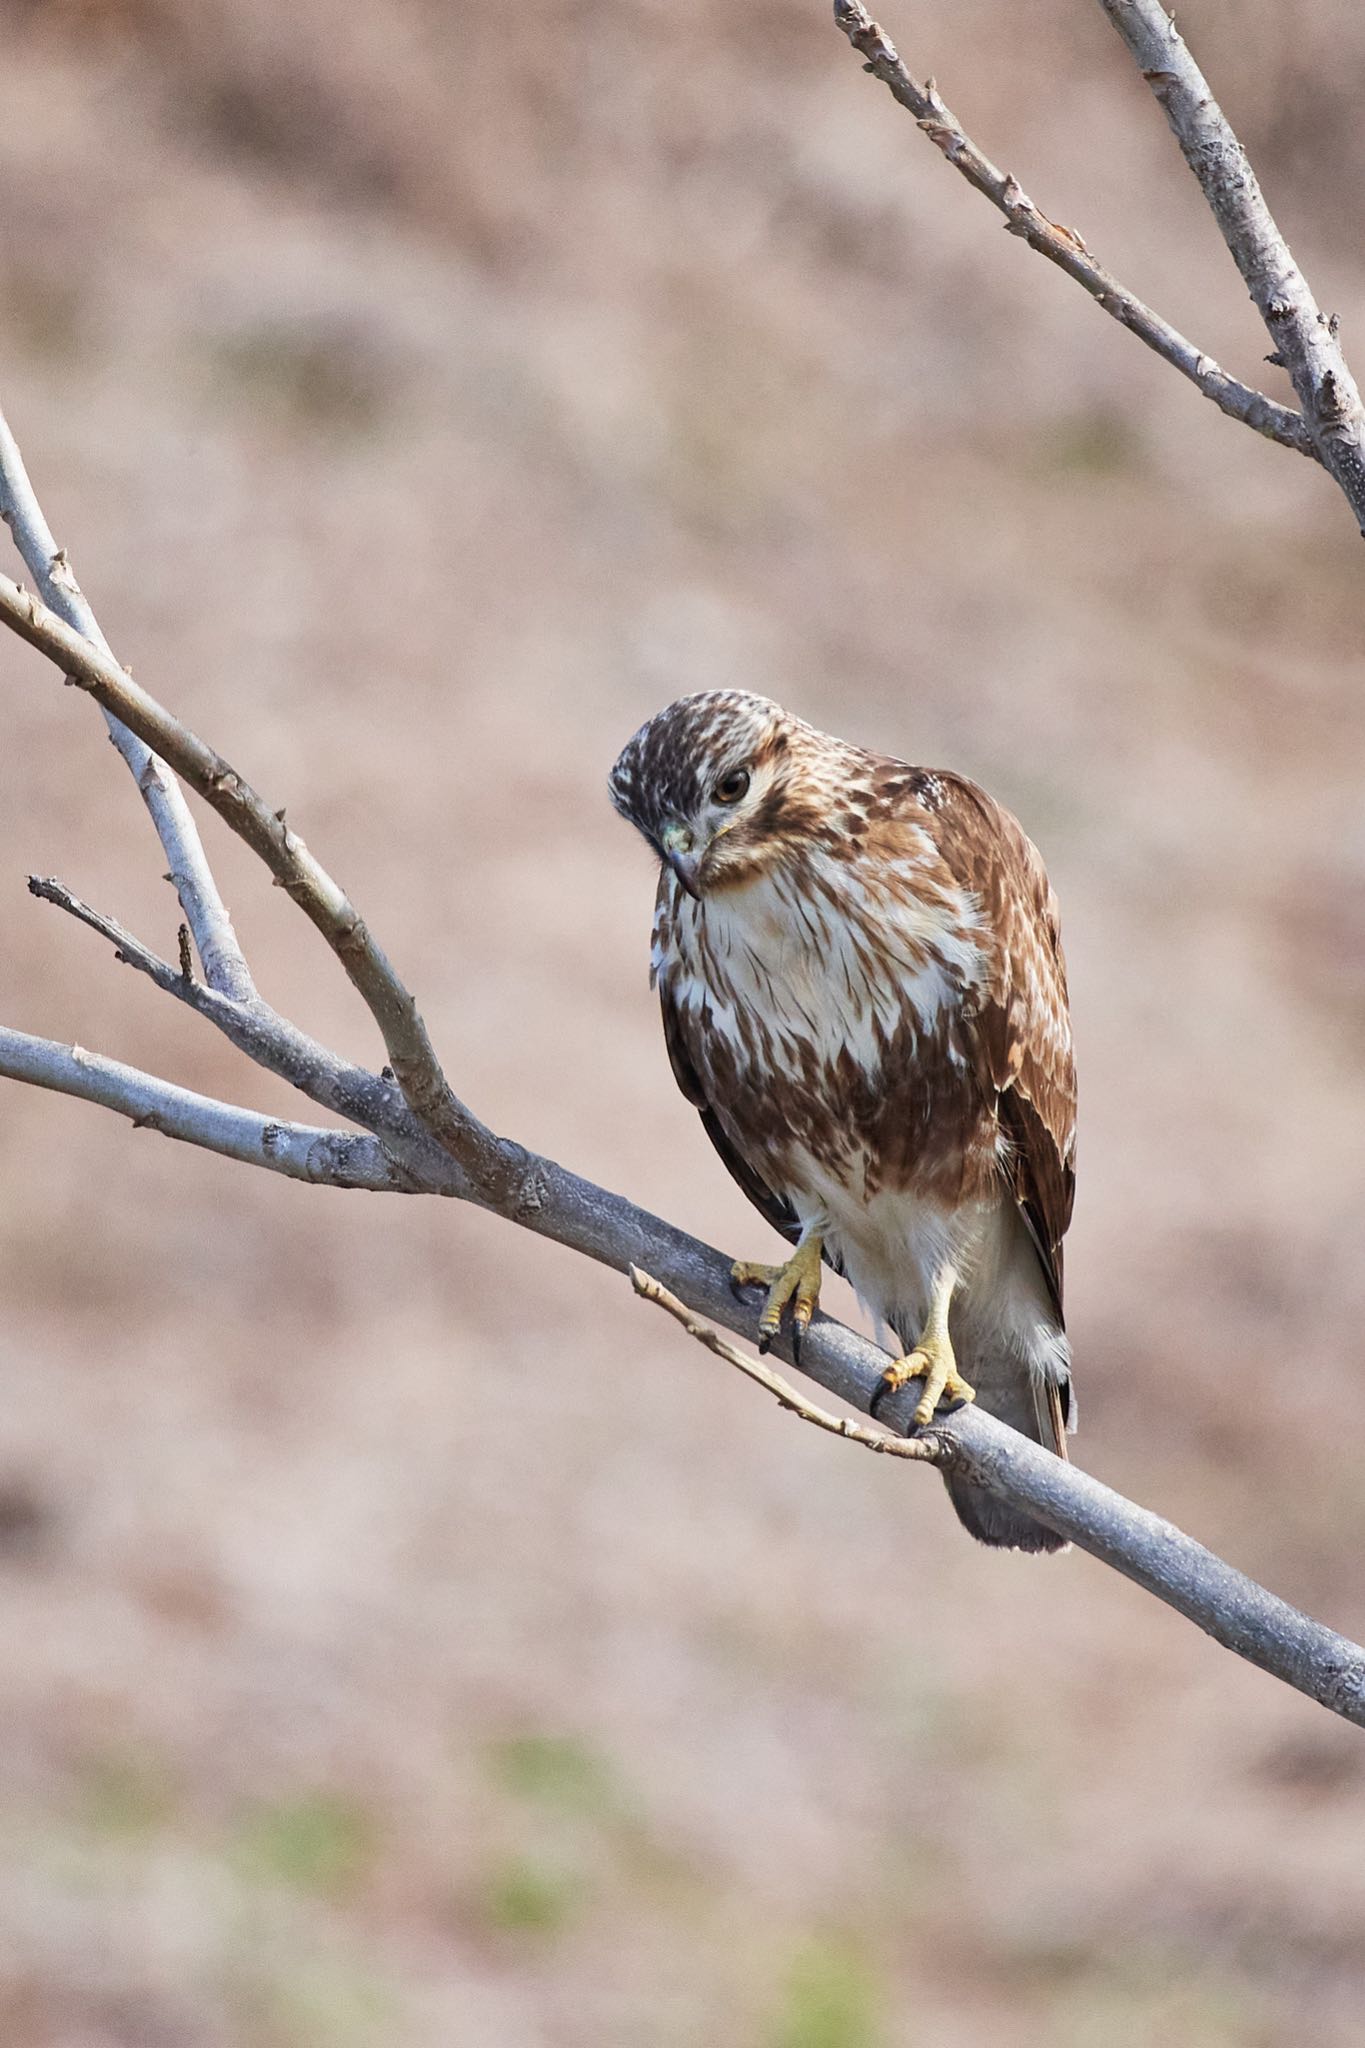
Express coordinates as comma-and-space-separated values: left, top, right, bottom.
3, 0, 1365, 2041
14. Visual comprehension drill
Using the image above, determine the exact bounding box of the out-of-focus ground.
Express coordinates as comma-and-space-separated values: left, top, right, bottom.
2, 0, 1365, 2040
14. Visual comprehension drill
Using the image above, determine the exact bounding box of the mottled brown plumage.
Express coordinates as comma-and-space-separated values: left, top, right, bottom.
610, 691, 1077, 1550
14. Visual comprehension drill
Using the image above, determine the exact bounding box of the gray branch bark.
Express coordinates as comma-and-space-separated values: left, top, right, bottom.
832, 0, 1316, 458
0, 405, 255, 995
0, 566, 503, 1187
0, 1028, 414, 1190
3, 981, 1363, 1725
1092, 0, 1365, 531
25, 873, 412, 1137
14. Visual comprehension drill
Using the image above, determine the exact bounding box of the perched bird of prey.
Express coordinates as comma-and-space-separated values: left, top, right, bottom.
610, 691, 1076, 1552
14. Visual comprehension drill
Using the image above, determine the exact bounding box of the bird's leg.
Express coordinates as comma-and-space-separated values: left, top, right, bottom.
731, 1226, 824, 1357
877, 1265, 975, 1428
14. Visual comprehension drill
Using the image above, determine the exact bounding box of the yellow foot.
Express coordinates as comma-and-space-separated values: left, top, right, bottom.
731, 1234, 824, 1357
879, 1331, 976, 1429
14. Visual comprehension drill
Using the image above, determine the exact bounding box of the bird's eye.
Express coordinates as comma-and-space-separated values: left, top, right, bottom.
713, 768, 750, 805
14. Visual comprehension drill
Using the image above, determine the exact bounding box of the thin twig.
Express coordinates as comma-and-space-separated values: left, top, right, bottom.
26, 873, 412, 1140
29, 874, 190, 989
1091, 0, 1365, 527
0, 418, 456, 1170
630, 1266, 944, 1459
0, 1027, 417, 1190
832, 0, 1315, 458
0, 405, 256, 995
0, 571, 509, 1190
9, 978, 1365, 1738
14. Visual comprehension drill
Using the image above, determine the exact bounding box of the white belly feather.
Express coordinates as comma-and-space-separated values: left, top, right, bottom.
777, 1142, 1068, 1391
656, 855, 981, 1077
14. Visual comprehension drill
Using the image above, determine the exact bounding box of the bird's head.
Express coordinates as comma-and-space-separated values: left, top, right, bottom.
609, 690, 824, 898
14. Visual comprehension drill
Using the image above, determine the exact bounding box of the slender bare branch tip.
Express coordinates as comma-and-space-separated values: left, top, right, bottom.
832, 0, 1318, 460
0, 401, 259, 996
27, 874, 186, 990
1092, 0, 1365, 521
630, 1267, 945, 1464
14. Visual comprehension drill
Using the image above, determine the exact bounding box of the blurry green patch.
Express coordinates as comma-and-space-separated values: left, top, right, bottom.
766, 1935, 884, 2048
78, 1747, 179, 1838
234, 1792, 376, 1900
1035, 408, 1144, 478
487, 1732, 618, 1817
483, 1852, 581, 1935
203, 320, 395, 437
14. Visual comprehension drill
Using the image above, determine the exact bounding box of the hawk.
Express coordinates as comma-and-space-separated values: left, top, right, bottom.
610, 690, 1076, 1552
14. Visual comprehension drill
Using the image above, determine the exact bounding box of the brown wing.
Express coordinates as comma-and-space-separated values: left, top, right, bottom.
658, 974, 804, 1250
920, 771, 1077, 1320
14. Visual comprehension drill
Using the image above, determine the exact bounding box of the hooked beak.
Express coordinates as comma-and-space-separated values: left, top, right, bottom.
660, 821, 705, 900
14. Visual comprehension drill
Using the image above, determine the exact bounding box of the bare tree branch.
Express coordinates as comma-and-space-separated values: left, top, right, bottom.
4, 526, 1365, 1728
0, 1027, 415, 1189
0, 569, 509, 1189
631, 1268, 943, 1458
0, 406, 256, 996
1092, 0, 1365, 530
630, 1270, 1365, 1724
3, 60, 1364, 1732
10, 944, 1365, 1735
26, 873, 419, 1141
28, 872, 206, 992
9, 930, 1365, 1733
832, 0, 1315, 457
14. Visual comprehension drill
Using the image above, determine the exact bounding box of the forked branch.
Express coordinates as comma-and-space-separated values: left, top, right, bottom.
631, 1274, 1365, 1724
4, 4, 1365, 1728
0, 566, 506, 1190
1093, 0, 1365, 529
832, 0, 1315, 458
4, 543, 1363, 1725
0, 405, 255, 995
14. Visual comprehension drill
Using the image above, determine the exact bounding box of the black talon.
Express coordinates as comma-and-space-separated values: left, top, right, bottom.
757, 1330, 774, 1356
791, 1319, 803, 1364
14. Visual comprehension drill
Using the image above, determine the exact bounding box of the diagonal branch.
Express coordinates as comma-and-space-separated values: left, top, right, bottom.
8, 934, 1365, 1735
21, 877, 524, 1219
631, 1268, 943, 1459
1091, 0, 1365, 529
26, 873, 418, 1142
4, 483, 1364, 1732
0, 1027, 417, 1190
29, 873, 212, 993
628, 1270, 1365, 1725
0, 406, 256, 996
0, 570, 512, 1192
832, 0, 1315, 458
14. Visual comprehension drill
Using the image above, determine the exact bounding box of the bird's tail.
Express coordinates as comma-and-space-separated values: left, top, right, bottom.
942, 1367, 1071, 1554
